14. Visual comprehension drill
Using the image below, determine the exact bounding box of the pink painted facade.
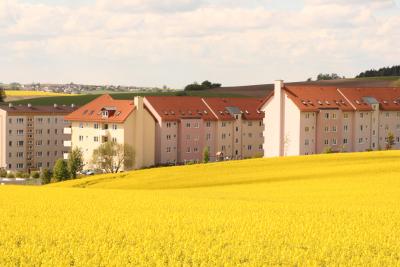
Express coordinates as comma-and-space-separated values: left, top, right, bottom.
261, 81, 400, 157
144, 96, 264, 165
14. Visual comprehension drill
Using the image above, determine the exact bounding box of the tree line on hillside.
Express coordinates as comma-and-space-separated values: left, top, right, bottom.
356, 65, 400, 78
184, 80, 222, 91
0, 86, 5, 102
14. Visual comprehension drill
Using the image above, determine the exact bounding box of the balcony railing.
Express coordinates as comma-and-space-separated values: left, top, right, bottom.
63, 127, 72, 134
64, 140, 72, 147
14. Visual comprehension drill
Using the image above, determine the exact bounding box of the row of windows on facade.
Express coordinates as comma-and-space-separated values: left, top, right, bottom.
8, 161, 56, 170
305, 123, 400, 133
9, 150, 67, 158
165, 132, 263, 141
9, 140, 63, 146
78, 136, 117, 143
78, 123, 118, 130
9, 117, 68, 124
8, 129, 62, 136
166, 121, 263, 128
305, 111, 400, 120
304, 136, 400, 146
165, 144, 263, 153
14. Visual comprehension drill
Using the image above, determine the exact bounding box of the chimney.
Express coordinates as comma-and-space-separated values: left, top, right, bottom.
71, 103, 75, 108
27, 103, 32, 108
54, 104, 58, 108
8, 103, 13, 108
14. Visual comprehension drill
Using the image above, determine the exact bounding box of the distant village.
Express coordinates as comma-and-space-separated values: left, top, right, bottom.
0, 82, 177, 94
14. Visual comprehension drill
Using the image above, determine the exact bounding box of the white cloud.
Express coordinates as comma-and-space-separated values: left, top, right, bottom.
0, 0, 399, 87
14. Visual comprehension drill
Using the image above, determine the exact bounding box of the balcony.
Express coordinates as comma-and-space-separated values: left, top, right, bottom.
63, 127, 72, 134
63, 153, 70, 160
64, 140, 72, 147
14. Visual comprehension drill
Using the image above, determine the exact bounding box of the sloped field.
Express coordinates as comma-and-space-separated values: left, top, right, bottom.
1, 152, 400, 266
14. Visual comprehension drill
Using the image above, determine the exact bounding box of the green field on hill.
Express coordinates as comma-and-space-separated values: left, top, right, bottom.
1, 151, 400, 265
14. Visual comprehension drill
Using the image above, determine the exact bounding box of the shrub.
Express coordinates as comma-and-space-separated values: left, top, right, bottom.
31, 172, 40, 179
53, 159, 70, 182
41, 169, 52, 185
15, 171, 23, 178
0, 169, 7, 178
21, 173, 30, 179
6, 172, 15, 178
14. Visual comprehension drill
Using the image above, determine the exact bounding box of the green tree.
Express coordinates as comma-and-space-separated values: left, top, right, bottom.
68, 147, 84, 179
92, 140, 135, 173
41, 169, 52, 184
0, 86, 5, 102
53, 159, 70, 182
203, 147, 210, 163
385, 131, 395, 150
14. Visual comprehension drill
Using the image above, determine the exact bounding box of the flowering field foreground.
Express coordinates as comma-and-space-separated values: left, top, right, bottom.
4, 90, 71, 97
1, 152, 400, 266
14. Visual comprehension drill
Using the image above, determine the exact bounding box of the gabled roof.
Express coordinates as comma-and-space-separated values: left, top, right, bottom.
64, 94, 135, 123
284, 85, 354, 112
338, 87, 400, 111
203, 98, 265, 120
145, 96, 217, 121
0, 104, 77, 115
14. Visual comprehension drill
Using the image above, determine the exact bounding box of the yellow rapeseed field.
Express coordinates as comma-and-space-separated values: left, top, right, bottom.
4, 90, 71, 97
1, 151, 400, 266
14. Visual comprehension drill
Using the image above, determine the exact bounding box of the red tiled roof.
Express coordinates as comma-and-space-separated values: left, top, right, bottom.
204, 98, 265, 120
284, 85, 355, 112
338, 87, 400, 111
64, 94, 135, 123
145, 96, 217, 121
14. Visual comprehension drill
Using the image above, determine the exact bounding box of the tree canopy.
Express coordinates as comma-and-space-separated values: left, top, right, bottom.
356, 65, 400, 78
184, 80, 222, 91
316, 73, 345, 81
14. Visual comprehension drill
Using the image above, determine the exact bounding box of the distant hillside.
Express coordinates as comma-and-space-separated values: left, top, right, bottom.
357, 65, 400, 78
204, 76, 400, 97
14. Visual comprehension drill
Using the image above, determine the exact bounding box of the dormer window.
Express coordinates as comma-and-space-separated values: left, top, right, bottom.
102, 110, 109, 118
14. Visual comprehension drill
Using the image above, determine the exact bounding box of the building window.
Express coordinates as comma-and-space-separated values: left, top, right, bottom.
324, 113, 329, 119
360, 125, 363, 131
79, 123, 83, 128
17, 141, 24, 147
343, 138, 348, 144
79, 136, 84, 141
17, 130, 24, 135
112, 124, 118, 130
259, 121, 263, 126
221, 145, 226, 151
305, 127, 310, 132
247, 145, 252, 151
259, 144, 263, 150
166, 135, 171, 140
17, 118, 24, 124
221, 122, 226, 127
186, 147, 191, 153
372, 130, 376, 136
248, 121, 252, 126
166, 147, 171, 153
324, 126, 329, 132
305, 113, 310, 119
248, 133, 253, 138
36, 140, 43, 146
324, 139, 329, 145
193, 122, 199, 128
16, 163, 24, 169
16, 152, 24, 158
8, 118, 12, 124
358, 138, 363, 144
94, 123, 99, 129
360, 113, 364, 118
206, 133, 211, 141
206, 121, 211, 127
36, 151, 43, 157
344, 125, 348, 132
94, 136, 99, 142
186, 122, 191, 128
344, 113, 349, 119
166, 122, 172, 128
304, 139, 309, 146
193, 147, 199, 153
37, 118, 43, 123
55, 129, 58, 135
385, 112, 389, 118
235, 138, 239, 144
332, 139, 337, 145
332, 113, 337, 119
332, 126, 337, 132
222, 133, 226, 140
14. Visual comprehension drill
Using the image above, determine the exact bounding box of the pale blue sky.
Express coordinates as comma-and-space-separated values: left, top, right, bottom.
0, 0, 399, 88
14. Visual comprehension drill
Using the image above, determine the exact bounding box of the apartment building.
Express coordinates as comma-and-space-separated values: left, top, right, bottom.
64, 94, 155, 170
0, 103, 76, 172
261, 80, 400, 157
144, 96, 264, 165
